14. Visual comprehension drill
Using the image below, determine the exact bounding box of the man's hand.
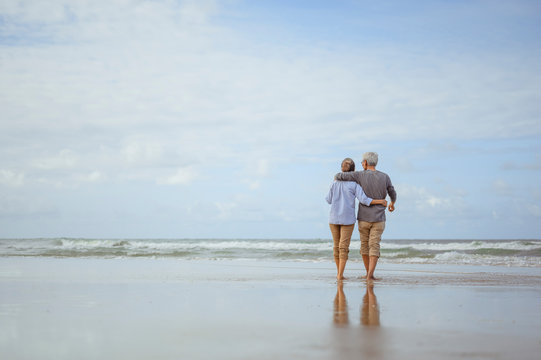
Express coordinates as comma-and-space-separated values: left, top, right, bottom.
388, 203, 395, 212
381, 200, 388, 207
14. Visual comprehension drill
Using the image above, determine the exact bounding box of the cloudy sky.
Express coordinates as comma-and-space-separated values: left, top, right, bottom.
1, 0, 540, 239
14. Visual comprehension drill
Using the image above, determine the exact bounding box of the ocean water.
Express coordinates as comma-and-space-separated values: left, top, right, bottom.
0, 238, 540, 267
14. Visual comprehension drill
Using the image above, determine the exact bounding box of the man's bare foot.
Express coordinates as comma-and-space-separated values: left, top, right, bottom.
337, 275, 347, 281
366, 275, 379, 281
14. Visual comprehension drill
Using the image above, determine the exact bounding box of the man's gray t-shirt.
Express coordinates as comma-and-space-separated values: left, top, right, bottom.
335, 170, 396, 222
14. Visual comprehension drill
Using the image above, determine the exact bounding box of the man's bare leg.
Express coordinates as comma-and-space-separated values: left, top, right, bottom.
337, 259, 348, 280
362, 254, 370, 278
367, 255, 379, 280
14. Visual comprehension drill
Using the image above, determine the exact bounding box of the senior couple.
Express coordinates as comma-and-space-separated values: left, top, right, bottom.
326, 152, 397, 281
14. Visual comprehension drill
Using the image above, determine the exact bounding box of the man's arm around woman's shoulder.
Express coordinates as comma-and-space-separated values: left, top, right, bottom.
334, 171, 361, 182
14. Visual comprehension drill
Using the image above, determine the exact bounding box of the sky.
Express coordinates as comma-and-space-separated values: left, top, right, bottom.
1, 0, 540, 240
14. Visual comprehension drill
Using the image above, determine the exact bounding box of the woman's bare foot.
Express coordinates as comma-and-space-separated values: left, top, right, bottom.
337, 275, 347, 281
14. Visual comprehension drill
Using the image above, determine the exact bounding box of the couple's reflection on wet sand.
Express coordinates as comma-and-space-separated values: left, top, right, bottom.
332, 282, 383, 359
361, 283, 380, 327
333, 281, 349, 326
333, 281, 380, 327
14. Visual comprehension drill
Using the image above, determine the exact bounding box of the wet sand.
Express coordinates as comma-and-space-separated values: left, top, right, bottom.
1, 257, 540, 359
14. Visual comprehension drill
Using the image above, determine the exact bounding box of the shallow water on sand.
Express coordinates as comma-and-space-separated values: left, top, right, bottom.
1, 258, 540, 360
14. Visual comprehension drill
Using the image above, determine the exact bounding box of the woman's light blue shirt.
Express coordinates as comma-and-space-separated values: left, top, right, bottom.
326, 181, 372, 225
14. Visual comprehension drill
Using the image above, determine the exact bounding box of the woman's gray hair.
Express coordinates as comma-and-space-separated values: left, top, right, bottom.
342, 158, 355, 172
362, 152, 378, 166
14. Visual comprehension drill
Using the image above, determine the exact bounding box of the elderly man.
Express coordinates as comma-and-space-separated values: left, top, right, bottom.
335, 152, 396, 280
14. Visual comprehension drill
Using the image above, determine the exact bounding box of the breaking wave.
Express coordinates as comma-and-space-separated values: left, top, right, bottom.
1, 238, 540, 267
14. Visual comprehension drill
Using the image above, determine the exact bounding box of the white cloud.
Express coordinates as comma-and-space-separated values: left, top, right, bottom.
215, 201, 237, 220
76, 171, 105, 183
2, 0, 540, 162
0, 0, 67, 24
157, 166, 197, 186
121, 139, 164, 165
33, 149, 78, 170
492, 179, 512, 196
393, 157, 417, 172
526, 204, 541, 218
398, 184, 467, 218
239, 158, 271, 191
0, 170, 25, 187
0, 192, 54, 217
502, 156, 541, 171
256, 159, 270, 177
245, 180, 260, 190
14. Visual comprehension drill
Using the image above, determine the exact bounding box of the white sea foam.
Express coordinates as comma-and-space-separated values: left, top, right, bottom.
384, 250, 418, 258
0, 238, 539, 267
58, 239, 333, 251
383, 240, 541, 251
383, 251, 541, 267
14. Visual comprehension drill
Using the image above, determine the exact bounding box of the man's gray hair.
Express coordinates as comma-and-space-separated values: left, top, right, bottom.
363, 152, 378, 166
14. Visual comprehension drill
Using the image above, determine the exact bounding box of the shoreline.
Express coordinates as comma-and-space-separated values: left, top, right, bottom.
1, 257, 540, 359
1, 256, 539, 286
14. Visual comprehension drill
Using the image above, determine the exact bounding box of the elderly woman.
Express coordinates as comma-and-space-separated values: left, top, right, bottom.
326, 158, 387, 280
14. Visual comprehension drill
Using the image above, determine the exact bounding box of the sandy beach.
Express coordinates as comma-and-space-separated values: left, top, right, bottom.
1, 257, 540, 360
